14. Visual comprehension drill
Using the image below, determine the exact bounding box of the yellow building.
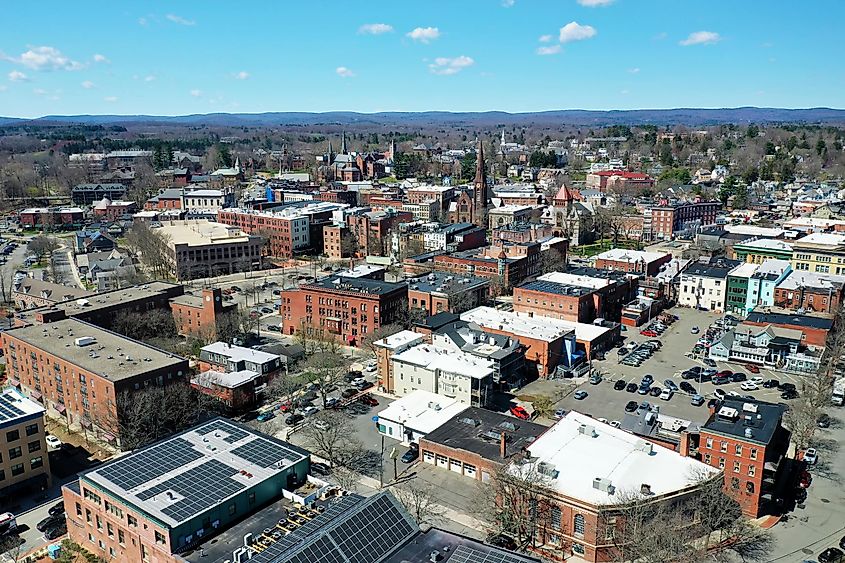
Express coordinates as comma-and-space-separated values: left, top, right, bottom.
791, 232, 845, 275
0, 387, 51, 499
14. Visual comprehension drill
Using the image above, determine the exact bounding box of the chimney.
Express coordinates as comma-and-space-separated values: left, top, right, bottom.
500, 432, 507, 458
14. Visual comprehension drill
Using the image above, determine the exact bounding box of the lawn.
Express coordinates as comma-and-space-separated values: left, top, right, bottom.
572, 238, 643, 257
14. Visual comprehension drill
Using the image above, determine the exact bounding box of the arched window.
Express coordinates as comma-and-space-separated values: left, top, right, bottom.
574, 514, 585, 537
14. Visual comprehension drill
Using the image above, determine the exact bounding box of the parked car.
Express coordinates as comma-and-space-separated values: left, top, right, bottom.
691, 394, 705, 406
256, 411, 276, 422
639, 401, 651, 411
818, 414, 831, 428
818, 547, 843, 563
401, 443, 420, 464
589, 374, 602, 385
302, 406, 320, 416
626, 382, 638, 393
48, 502, 65, 518
510, 405, 530, 420
745, 364, 760, 374
625, 401, 639, 413
799, 470, 813, 489
690, 326, 700, 334
359, 395, 379, 407
45, 435, 62, 450
285, 414, 305, 425
487, 534, 517, 551
782, 389, 800, 400
680, 381, 697, 394
313, 419, 330, 431
731, 372, 747, 383
573, 390, 588, 400
640, 330, 658, 337
260, 307, 274, 314
703, 358, 717, 367
37, 515, 63, 532
649, 386, 663, 397
804, 448, 818, 465
311, 462, 331, 476
554, 408, 566, 420
43, 522, 67, 540
614, 380, 626, 391
324, 397, 339, 409
714, 389, 727, 400
740, 382, 759, 391
637, 384, 651, 395
763, 379, 780, 388
712, 376, 730, 385
779, 382, 797, 392
642, 374, 654, 384
663, 379, 678, 392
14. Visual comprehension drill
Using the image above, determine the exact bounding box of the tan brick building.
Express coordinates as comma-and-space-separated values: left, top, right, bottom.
0, 388, 51, 502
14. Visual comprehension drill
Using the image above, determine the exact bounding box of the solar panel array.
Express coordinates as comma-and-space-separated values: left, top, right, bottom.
136, 459, 244, 522
231, 438, 303, 469
0, 394, 25, 422
195, 419, 250, 443
96, 438, 204, 491
449, 545, 535, 563
328, 494, 417, 562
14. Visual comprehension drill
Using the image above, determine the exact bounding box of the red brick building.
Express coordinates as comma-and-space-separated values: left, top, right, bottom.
491, 222, 554, 244
2, 319, 189, 446
346, 208, 413, 256
594, 248, 672, 277
92, 198, 137, 221
315, 189, 358, 206
19, 207, 84, 230
280, 277, 408, 346
743, 309, 833, 348
323, 223, 357, 260
585, 170, 654, 192
697, 399, 790, 517
169, 288, 237, 340
407, 271, 490, 316
647, 200, 721, 241
773, 271, 845, 314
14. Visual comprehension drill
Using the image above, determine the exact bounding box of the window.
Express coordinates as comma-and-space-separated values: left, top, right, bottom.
107, 522, 114, 538
28, 440, 41, 453
10, 463, 23, 477
118, 529, 125, 546
750, 448, 758, 460
748, 465, 756, 477
733, 461, 741, 473
88, 532, 95, 544
572, 543, 585, 555
718, 458, 725, 469
141, 544, 150, 562
25, 423, 38, 436
155, 531, 166, 545
30, 456, 43, 469
75, 502, 82, 517
735, 444, 742, 456
574, 514, 585, 537
85, 508, 92, 524
8, 446, 21, 460
6, 430, 19, 442
704, 453, 711, 464
127, 515, 138, 527
96, 516, 103, 531
746, 481, 755, 494
705, 437, 713, 449
551, 506, 561, 530
84, 488, 102, 505
720, 441, 728, 453
105, 500, 123, 518
731, 477, 740, 489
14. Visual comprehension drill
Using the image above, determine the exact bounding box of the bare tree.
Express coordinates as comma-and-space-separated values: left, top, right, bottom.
125, 222, 172, 279
300, 410, 359, 466
361, 323, 404, 358
27, 235, 61, 265
301, 352, 352, 408
539, 248, 567, 275
392, 479, 445, 529
264, 375, 302, 406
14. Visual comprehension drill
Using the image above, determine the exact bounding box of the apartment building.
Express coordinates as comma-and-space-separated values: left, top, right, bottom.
645, 200, 720, 241
1, 319, 189, 445
157, 220, 264, 280
280, 276, 408, 346
0, 388, 51, 501
407, 271, 489, 316
791, 232, 845, 274
677, 259, 742, 312
774, 270, 845, 314
594, 248, 672, 277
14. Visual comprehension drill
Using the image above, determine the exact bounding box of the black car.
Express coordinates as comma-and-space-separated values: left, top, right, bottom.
356, 381, 374, 391
703, 358, 717, 367
487, 534, 517, 551
731, 372, 747, 383
840, 536, 845, 551
795, 488, 808, 504
345, 371, 362, 382
763, 379, 780, 388
642, 374, 654, 385
707, 398, 721, 409
625, 400, 639, 412
401, 444, 420, 463
48, 501, 65, 517
43, 522, 67, 540
311, 462, 331, 476
285, 414, 305, 425
626, 382, 638, 393
679, 382, 697, 395
649, 386, 662, 397
614, 380, 627, 391
818, 414, 831, 428
341, 388, 358, 398
819, 547, 844, 563
779, 382, 797, 392
781, 389, 800, 400
37, 514, 64, 532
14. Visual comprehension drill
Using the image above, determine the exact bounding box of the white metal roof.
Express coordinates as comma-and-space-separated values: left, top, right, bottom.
376, 390, 467, 434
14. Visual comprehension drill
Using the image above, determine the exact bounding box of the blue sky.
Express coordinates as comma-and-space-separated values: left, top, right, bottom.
1, 0, 843, 118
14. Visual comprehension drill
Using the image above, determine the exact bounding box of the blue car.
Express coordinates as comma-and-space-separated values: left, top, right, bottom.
256, 411, 276, 422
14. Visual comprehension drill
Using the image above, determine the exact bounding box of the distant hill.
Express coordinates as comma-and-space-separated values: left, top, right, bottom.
3, 107, 845, 127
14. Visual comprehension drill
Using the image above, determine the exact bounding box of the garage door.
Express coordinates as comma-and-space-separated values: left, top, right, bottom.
450, 459, 462, 473
436, 454, 448, 468
423, 451, 435, 465
464, 463, 477, 478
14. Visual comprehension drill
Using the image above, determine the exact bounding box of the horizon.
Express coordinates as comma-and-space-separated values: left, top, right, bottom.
2, 0, 843, 118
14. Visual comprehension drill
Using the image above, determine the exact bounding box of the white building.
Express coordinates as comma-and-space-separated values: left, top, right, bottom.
375, 390, 467, 444
182, 189, 225, 211
677, 260, 741, 312
391, 343, 494, 407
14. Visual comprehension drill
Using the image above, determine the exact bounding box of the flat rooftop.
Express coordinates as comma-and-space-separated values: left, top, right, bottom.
31, 281, 181, 317
373, 330, 424, 351
377, 390, 468, 435
702, 399, 785, 446
519, 279, 595, 297
462, 306, 611, 343
407, 271, 489, 294
158, 220, 253, 246
746, 309, 835, 330
777, 270, 845, 291
335, 264, 385, 278
524, 411, 717, 506
83, 418, 309, 529
0, 387, 45, 428
191, 369, 259, 390
392, 343, 494, 380
306, 276, 406, 296
7, 318, 186, 382
202, 342, 280, 365
422, 406, 546, 460
728, 262, 759, 279
595, 248, 669, 264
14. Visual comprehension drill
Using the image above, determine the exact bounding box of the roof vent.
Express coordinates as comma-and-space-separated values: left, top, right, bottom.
593, 477, 615, 494
536, 461, 559, 479
744, 428, 753, 439
578, 424, 597, 437
640, 483, 653, 495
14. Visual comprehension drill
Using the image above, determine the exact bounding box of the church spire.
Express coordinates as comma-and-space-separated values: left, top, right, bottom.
341, 131, 347, 154
474, 139, 486, 190
472, 139, 489, 229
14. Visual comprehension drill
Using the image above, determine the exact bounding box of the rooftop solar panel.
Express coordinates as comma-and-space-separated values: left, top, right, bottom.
231, 438, 303, 469
96, 438, 204, 491
0, 395, 25, 422
448, 545, 534, 563
328, 494, 416, 563
195, 419, 250, 444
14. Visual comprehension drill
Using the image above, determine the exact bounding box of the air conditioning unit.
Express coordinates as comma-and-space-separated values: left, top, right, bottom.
593, 477, 615, 494
578, 424, 597, 438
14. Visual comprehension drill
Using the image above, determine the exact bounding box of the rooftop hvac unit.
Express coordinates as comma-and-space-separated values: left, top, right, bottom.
744, 428, 753, 439
635, 440, 653, 454
74, 336, 96, 347
592, 477, 615, 494
536, 461, 559, 479
578, 424, 597, 438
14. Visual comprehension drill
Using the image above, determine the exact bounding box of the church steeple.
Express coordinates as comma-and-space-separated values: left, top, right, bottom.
341, 131, 347, 154
472, 139, 489, 228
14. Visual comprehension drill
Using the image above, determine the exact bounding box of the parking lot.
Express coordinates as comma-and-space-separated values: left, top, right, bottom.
552, 307, 810, 425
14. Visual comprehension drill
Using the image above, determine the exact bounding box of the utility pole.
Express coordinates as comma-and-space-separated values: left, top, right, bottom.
378, 435, 385, 489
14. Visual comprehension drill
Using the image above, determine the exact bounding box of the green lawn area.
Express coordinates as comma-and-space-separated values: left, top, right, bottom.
573, 238, 643, 257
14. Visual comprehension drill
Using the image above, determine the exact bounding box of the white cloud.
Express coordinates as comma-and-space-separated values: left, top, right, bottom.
628, 67, 640, 74
144, 75, 156, 82
577, 0, 614, 6
407, 27, 440, 43
358, 23, 393, 35
679, 31, 720, 46
93, 53, 109, 63
3, 46, 84, 71
81, 80, 95, 89
190, 89, 202, 97
166, 14, 196, 26
428, 55, 474, 75
336, 66, 355, 78
538, 34, 553, 43
233, 71, 250, 80
8, 70, 28, 82
502, 0, 516, 6
559, 22, 596, 43
537, 45, 562, 56
104, 96, 118, 103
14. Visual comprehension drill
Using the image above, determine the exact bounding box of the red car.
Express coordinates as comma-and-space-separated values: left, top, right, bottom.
716, 370, 733, 378
798, 470, 812, 489
745, 364, 760, 374
279, 402, 292, 413
640, 330, 658, 337
509, 405, 530, 420
359, 395, 379, 407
